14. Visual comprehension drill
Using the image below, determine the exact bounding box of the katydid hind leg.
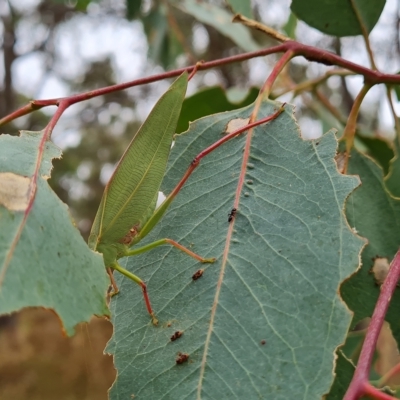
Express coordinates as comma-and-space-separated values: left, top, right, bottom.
125, 237, 215, 263
110, 238, 213, 325
110, 261, 158, 325
107, 267, 119, 297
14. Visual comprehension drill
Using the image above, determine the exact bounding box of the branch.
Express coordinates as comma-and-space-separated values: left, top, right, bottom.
4, 40, 400, 127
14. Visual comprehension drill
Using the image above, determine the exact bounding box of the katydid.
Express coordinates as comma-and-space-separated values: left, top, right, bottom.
89, 71, 285, 325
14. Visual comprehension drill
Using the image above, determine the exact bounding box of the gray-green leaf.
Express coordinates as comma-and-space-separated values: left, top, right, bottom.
107, 101, 363, 398
0, 131, 109, 336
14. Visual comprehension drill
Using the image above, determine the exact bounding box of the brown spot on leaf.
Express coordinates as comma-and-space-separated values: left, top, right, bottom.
0, 172, 31, 211
370, 257, 391, 286
170, 331, 183, 341
224, 118, 250, 135
192, 269, 204, 281
335, 152, 347, 174
176, 352, 189, 364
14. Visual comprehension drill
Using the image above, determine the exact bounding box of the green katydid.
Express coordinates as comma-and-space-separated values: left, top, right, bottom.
88, 71, 285, 325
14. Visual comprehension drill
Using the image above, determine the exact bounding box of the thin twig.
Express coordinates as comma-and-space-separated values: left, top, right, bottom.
249, 51, 293, 124
342, 84, 372, 173
260, 50, 294, 99
3, 40, 400, 127
232, 14, 290, 42
274, 69, 354, 98
314, 90, 348, 125
350, 0, 377, 70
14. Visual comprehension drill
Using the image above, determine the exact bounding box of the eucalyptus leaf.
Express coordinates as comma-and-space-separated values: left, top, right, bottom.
107, 101, 363, 399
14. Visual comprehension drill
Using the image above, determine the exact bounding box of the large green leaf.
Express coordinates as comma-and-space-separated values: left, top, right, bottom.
177, 0, 260, 51
341, 150, 400, 343
291, 0, 386, 37
0, 131, 109, 336
107, 101, 363, 398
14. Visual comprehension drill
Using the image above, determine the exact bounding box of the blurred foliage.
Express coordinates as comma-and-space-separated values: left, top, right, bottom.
0, 309, 114, 400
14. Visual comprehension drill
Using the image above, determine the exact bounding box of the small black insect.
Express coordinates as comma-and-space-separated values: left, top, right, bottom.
228, 207, 237, 223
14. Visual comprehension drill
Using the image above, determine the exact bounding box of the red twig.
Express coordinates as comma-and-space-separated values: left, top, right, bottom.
260, 50, 294, 98
0, 44, 286, 127
166, 105, 285, 202
3, 41, 400, 127
344, 249, 400, 400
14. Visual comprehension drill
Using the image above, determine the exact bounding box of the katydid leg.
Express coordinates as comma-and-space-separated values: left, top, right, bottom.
110, 261, 158, 325
125, 238, 215, 263
106, 267, 119, 296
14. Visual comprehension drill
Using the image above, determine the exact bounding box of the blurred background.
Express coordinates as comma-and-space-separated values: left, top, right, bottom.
1, 0, 400, 398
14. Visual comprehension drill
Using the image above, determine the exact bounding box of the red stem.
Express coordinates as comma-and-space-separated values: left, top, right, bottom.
0, 44, 287, 126
260, 50, 294, 97
3, 40, 400, 127
344, 248, 400, 400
